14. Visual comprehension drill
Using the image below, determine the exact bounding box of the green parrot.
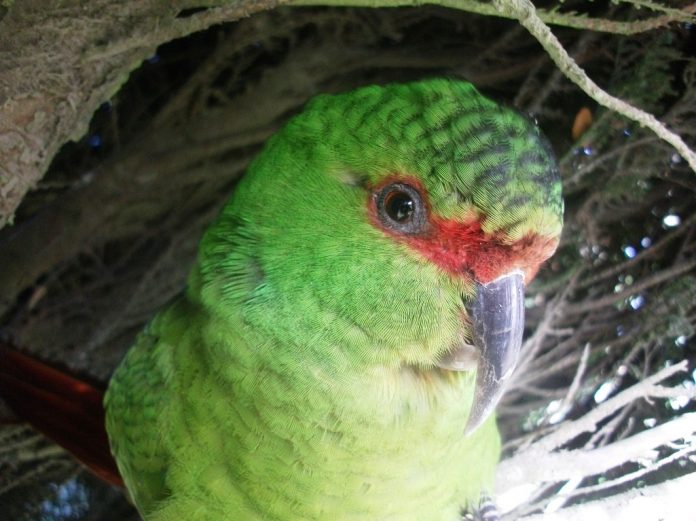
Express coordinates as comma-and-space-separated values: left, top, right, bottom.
104, 78, 563, 521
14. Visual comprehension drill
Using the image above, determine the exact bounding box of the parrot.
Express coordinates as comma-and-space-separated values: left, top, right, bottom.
0, 78, 563, 521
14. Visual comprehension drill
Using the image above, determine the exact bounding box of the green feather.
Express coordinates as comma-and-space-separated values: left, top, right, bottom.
105, 78, 562, 520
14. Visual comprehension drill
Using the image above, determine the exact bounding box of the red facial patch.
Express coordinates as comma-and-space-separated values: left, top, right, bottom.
368, 175, 558, 284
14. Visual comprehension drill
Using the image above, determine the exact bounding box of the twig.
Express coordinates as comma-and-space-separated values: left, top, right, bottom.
556, 342, 590, 422
577, 212, 696, 290
514, 278, 575, 379
536, 361, 688, 452
86, 1, 281, 61
565, 257, 696, 315
556, 444, 696, 503
492, 0, 696, 175
518, 31, 600, 113
586, 402, 633, 448
290, 0, 696, 35
497, 411, 696, 496
497, 363, 693, 494
512, 351, 582, 389
563, 137, 661, 188
615, 0, 695, 19
515, 472, 696, 521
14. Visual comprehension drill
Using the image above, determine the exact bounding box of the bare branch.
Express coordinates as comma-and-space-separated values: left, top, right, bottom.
537, 361, 689, 451
515, 472, 696, 521
565, 258, 696, 315
492, 0, 696, 175
496, 363, 694, 497
291, 0, 696, 34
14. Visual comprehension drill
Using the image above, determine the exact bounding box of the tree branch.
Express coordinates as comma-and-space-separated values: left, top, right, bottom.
290, 0, 696, 34
496, 362, 696, 515
515, 472, 696, 521
491, 0, 696, 175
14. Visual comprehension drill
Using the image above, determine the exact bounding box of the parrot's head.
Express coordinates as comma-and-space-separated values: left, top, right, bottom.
198, 79, 563, 433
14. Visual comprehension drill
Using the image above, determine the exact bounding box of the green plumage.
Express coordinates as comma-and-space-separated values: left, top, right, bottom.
105, 79, 562, 520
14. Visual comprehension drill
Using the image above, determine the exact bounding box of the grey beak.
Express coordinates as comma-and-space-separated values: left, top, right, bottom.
464, 271, 525, 435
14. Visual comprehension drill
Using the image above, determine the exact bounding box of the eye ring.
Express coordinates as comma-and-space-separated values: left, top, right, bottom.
375, 182, 429, 235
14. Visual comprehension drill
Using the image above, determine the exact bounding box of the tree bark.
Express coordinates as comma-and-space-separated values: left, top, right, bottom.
0, 0, 279, 228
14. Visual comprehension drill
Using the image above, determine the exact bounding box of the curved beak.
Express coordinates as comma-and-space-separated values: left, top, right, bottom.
464, 271, 525, 435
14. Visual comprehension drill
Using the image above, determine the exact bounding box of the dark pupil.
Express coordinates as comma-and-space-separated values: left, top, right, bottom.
385, 191, 414, 222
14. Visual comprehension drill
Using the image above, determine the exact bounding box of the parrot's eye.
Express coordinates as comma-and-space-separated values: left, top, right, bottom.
376, 183, 428, 235
385, 191, 414, 222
